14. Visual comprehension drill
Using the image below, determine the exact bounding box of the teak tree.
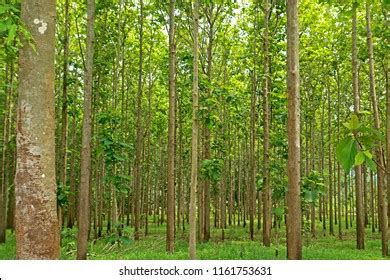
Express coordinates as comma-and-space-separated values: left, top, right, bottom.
166, 0, 176, 253
286, 0, 302, 260
77, 0, 95, 260
15, 0, 60, 259
0, 0, 389, 261
189, 0, 200, 260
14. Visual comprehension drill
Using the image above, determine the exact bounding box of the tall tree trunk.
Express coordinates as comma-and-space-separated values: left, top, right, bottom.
67, 115, 77, 228
144, 33, 154, 236
77, 0, 95, 260
370, 170, 375, 232
249, 8, 258, 240
336, 68, 342, 239
166, 0, 176, 253
0, 61, 12, 243
327, 83, 334, 235
16, 0, 60, 259
286, 0, 302, 260
352, 1, 365, 250
320, 95, 326, 232
262, 0, 272, 247
58, 0, 70, 232
386, 30, 390, 244
249, 70, 256, 241
134, 0, 144, 241
189, 0, 199, 260
365, 2, 388, 256
345, 172, 349, 230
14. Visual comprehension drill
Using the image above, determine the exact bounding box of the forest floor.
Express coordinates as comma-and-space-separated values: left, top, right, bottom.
1, 221, 389, 260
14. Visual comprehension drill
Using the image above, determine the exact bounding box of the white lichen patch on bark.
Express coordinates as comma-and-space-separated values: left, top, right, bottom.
33, 19, 48, 34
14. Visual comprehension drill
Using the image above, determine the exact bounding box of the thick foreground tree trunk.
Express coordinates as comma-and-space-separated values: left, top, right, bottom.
286, 0, 302, 260
15, 0, 60, 259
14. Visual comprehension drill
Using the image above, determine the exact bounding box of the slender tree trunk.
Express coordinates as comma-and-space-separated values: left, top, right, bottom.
237, 137, 242, 226
370, 170, 375, 232
58, 0, 70, 232
352, 1, 365, 250
77, 0, 95, 260
133, 0, 144, 241
0, 61, 12, 243
365, 2, 388, 256
327, 83, 334, 235
249, 71, 256, 241
320, 96, 326, 232
189, 1, 199, 258
144, 37, 154, 237
363, 165, 369, 227
286, 0, 302, 260
67, 115, 77, 228
345, 172, 349, 230
386, 32, 390, 237
177, 109, 182, 233
336, 69, 342, 239
16, 0, 60, 259
262, 0, 272, 247
5, 95, 15, 233
166, 0, 176, 253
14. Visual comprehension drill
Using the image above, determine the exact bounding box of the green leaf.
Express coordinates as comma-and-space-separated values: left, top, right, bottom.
274, 207, 284, 218
7, 24, 17, 45
354, 151, 365, 165
359, 135, 374, 148
343, 114, 360, 131
350, 114, 360, 130
113, 154, 126, 161
304, 190, 313, 203
365, 157, 377, 172
336, 136, 357, 171
363, 150, 373, 159
342, 122, 352, 130
118, 174, 132, 181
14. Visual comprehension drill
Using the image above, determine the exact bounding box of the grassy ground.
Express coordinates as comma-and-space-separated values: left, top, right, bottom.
1, 220, 389, 260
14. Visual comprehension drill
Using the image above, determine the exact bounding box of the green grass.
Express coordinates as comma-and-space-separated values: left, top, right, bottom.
1, 221, 389, 260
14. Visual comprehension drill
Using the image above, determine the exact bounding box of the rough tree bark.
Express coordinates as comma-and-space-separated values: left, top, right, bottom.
286, 0, 302, 260
77, 0, 95, 260
15, 0, 60, 259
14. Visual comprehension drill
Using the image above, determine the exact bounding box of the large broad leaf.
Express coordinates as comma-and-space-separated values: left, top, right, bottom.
354, 151, 365, 165
365, 157, 377, 172
336, 136, 357, 171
